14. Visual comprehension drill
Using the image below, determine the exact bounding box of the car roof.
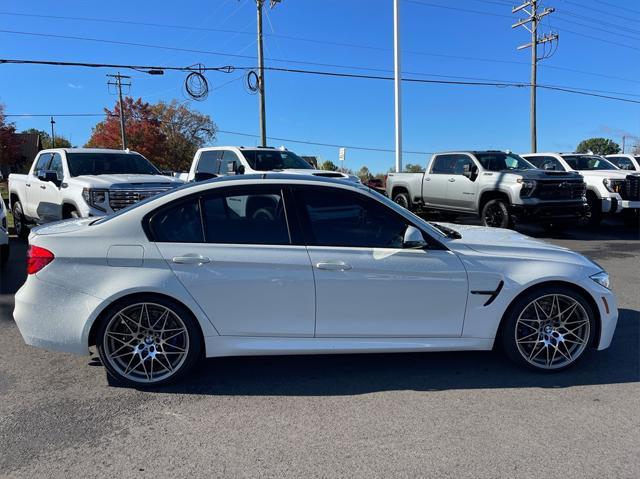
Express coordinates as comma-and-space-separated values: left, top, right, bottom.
40, 148, 143, 155
197, 146, 286, 152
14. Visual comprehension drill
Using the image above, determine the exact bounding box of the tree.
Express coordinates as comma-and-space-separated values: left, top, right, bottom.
404, 163, 424, 173
319, 160, 339, 171
357, 166, 373, 182
21, 128, 72, 149
0, 103, 21, 173
576, 138, 620, 155
152, 100, 217, 171
85, 97, 166, 166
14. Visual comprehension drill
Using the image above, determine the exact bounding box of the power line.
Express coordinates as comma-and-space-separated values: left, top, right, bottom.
596, 0, 640, 16
2, 58, 639, 102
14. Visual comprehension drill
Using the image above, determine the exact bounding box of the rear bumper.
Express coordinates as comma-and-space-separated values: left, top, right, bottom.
13, 275, 102, 355
511, 201, 589, 223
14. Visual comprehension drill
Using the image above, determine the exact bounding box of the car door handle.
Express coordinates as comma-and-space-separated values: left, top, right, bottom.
424, 177, 431, 182
171, 255, 211, 265
316, 261, 352, 271
26, 183, 31, 187
448, 178, 456, 182
40, 185, 47, 189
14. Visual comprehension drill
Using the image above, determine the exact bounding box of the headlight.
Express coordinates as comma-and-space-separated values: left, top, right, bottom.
517, 178, 537, 197
602, 178, 623, 193
590, 271, 610, 289
82, 188, 109, 212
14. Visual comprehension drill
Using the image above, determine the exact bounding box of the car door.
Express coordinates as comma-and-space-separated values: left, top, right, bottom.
423, 154, 455, 208
445, 154, 477, 211
25, 152, 53, 219
152, 184, 316, 337
36, 152, 64, 221
293, 185, 468, 337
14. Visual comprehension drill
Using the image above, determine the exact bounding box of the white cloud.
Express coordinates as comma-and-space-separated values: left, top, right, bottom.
67, 83, 83, 89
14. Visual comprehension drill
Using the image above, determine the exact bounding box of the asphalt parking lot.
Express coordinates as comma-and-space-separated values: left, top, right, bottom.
0, 219, 638, 478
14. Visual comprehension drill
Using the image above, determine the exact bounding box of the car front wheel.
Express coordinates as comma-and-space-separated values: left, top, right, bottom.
96, 297, 202, 387
501, 286, 594, 371
481, 199, 512, 228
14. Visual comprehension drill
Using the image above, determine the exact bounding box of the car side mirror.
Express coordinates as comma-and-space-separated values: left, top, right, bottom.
194, 171, 217, 182
543, 163, 555, 170
236, 165, 245, 175
403, 226, 428, 249
463, 165, 478, 181
39, 170, 61, 187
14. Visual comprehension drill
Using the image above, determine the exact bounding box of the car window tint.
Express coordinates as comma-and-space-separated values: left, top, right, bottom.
431, 155, 456, 174
196, 151, 223, 174
34, 153, 52, 173
49, 153, 64, 180
202, 187, 290, 245
150, 198, 204, 243
297, 187, 408, 248
453, 156, 473, 175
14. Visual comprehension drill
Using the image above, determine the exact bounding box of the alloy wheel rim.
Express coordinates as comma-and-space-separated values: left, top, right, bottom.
13, 204, 22, 236
395, 196, 407, 208
484, 203, 504, 227
515, 294, 590, 369
103, 302, 189, 383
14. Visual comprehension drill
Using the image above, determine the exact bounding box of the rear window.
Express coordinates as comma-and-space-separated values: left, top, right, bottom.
562, 155, 617, 171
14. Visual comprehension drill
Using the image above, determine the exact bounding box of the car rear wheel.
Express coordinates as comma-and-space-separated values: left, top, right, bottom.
12, 201, 29, 239
393, 191, 412, 211
96, 297, 202, 387
481, 199, 512, 229
501, 286, 594, 371
584, 192, 602, 226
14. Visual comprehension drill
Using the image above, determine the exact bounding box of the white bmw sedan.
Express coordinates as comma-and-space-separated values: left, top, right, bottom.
14, 175, 618, 387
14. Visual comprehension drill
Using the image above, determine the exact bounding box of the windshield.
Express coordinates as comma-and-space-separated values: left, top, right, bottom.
474, 152, 535, 171
241, 150, 313, 171
562, 155, 618, 171
66, 152, 161, 177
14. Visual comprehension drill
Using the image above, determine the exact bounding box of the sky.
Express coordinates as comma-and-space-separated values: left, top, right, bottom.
1, 0, 638, 174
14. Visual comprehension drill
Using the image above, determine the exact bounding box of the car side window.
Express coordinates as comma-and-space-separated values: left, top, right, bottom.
48, 153, 64, 180
295, 186, 409, 249
201, 186, 290, 245
430, 155, 456, 174
219, 150, 241, 175
453, 155, 474, 175
149, 197, 204, 243
34, 153, 52, 174
196, 151, 223, 174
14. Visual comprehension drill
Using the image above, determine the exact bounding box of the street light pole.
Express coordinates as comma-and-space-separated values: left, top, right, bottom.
50, 116, 56, 148
393, 0, 402, 173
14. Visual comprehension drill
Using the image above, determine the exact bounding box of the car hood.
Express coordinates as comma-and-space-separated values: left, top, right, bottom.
518, 169, 583, 180
438, 223, 596, 267
69, 174, 183, 188
573, 170, 630, 179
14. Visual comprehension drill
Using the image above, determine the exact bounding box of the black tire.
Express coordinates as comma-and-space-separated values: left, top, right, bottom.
12, 200, 29, 239
481, 199, 512, 229
96, 295, 202, 388
63, 208, 80, 219
500, 285, 595, 372
393, 191, 412, 211
584, 192, 602, 227
0, 244, 8, 267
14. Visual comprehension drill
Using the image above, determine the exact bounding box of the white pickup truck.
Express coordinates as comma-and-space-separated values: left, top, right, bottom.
605, 154, 640, 172
0, 196, 8, 265
187, 146, 359, 182
8, 148, 183, 238
522, 153, 640, 225
386, 150, 587, 229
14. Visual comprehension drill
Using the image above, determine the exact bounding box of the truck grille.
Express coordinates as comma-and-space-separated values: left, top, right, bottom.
624, 175, 640, 201
109, 186, 175, 211
535, 180, 585, 201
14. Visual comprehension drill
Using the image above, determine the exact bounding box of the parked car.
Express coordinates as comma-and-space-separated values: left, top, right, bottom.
605, 154, 640, 172
0, 197, 8, 266
8, 148, 183, 238
522, 153, 640, 225
364, 177, 386, 194
386, 150, 587, 229
187, 146, 359, 183
14, 174, 617, 387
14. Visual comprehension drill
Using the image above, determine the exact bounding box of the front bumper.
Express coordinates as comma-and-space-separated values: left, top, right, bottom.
13, 275, 103, 355
595, 287, 618, 350
619, 199, 640, 211
511, 201, 589, 223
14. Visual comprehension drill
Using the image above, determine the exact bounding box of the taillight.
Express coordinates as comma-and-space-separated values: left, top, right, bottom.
27, 245, 55, 274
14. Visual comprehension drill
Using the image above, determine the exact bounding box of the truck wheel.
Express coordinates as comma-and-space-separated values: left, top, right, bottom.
12, 201, 29, 239
481, 199, 512, 229
393, 191, 412, 211
0, 244, 9, 267
584, 192, 602, 227
63, 208, 80, 219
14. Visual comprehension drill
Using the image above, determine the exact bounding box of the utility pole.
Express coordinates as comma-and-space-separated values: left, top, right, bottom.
512, 1, 557, 153
622, 135, 626, 153
50, 116, 56, 148
107, 72, 131, 150
255, 1, 281, 147
393, 0, 402, 173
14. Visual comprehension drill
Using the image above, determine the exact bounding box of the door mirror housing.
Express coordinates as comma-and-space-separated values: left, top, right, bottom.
236, 164, 245, 175
462, 164, 478, 181
403, 226, 428, 249
38, 170, 61, 187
